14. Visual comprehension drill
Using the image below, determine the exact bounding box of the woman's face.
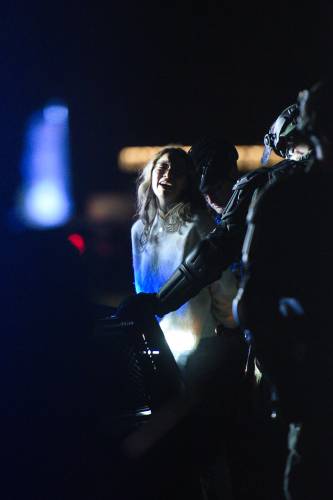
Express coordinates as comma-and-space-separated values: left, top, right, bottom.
151, 152, 188, 210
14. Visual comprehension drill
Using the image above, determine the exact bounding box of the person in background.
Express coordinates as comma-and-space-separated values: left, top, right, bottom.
188, 136, 243, 326
189, 136, 240, 223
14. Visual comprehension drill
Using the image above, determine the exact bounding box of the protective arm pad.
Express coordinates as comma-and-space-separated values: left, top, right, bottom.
156, 230, 234, 316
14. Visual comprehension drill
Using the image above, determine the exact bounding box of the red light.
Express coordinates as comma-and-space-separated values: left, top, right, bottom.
68, 233, 86, 255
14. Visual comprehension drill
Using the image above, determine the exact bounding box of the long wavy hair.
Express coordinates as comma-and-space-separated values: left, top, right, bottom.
135, 146, 205, 249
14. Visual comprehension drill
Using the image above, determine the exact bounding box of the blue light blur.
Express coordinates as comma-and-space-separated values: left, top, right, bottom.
19, 101, 73, 228
43, 103, 69, 125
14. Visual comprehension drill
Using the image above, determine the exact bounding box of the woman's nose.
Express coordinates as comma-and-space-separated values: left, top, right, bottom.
163, 166, 172, 178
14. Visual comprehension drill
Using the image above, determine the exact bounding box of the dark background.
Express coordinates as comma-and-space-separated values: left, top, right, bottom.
1, 1, 332, 211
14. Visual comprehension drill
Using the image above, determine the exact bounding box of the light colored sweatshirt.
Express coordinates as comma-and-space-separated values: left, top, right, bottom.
131, 210, 237, 363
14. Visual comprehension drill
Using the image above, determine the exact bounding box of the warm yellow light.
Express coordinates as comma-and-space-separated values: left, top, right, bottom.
118, 145, 281, 172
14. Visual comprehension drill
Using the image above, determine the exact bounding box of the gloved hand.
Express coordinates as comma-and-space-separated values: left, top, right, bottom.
116, 292, 160, 322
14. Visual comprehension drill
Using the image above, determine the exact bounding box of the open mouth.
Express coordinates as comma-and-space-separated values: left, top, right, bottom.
159, 180, 172, 188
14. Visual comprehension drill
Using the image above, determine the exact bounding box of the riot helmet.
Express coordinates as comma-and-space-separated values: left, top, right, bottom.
261, 104, 300, 164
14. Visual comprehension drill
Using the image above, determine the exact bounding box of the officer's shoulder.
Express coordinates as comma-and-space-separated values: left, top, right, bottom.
261, 160, 309, 197
233, 159, 306, 191
269, 159, 307, 180
249, 164, 306, 222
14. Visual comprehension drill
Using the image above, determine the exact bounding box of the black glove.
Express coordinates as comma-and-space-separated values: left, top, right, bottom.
116, 292, 160, 322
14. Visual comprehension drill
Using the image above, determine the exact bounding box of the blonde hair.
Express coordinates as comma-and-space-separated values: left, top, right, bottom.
135, 146, 204, 248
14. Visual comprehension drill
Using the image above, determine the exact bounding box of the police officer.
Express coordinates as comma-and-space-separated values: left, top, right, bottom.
233, 81, 333, 499
189, 136, 240, 221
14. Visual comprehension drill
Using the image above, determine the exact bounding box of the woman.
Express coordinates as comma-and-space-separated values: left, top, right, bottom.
131, 146, 237, 364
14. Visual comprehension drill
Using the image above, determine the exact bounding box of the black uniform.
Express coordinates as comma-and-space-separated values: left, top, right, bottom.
237, 159, 333, 499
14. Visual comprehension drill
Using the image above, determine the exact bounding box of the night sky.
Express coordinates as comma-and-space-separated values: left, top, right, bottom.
1, 2, 332, 209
